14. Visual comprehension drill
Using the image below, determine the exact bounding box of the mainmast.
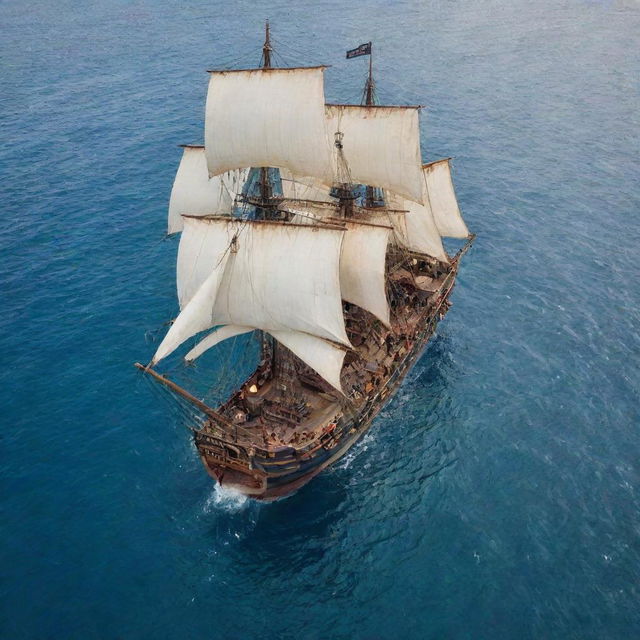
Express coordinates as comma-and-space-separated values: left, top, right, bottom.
258, 20, 274, 214
257, 20, 282, 384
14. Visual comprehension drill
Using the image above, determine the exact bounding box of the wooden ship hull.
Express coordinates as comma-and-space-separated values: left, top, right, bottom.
190, 240, 473, 501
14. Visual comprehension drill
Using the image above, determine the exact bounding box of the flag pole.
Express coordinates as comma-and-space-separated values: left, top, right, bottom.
364, 42, 375, 207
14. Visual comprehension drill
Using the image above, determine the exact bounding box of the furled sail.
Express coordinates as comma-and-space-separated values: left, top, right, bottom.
154, 218, 350, 366
167, 146, 248, 234
282, 200, 336, 226
205, 67, 333, 180
325, 104, 424, 203
423, 159, 469, 238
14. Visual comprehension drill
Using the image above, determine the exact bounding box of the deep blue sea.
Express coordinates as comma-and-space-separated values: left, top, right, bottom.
2, 0, 639, 637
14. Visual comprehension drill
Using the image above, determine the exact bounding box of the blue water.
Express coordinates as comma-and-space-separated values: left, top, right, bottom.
1, 0, 639, 637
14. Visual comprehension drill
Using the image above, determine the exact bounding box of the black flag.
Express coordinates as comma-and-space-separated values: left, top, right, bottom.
346, 42, 372, 59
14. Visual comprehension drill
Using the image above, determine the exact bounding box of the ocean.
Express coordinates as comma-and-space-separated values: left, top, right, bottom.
1, 0, 639, 637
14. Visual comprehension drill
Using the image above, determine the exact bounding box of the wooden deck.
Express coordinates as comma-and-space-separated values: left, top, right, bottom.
200, 250, 452, 454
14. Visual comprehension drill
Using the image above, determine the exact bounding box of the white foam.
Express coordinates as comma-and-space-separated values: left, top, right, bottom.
202, 484, 249, 513
334, 431, 377, 470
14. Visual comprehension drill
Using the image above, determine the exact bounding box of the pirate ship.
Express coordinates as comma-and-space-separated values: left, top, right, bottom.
136, 23, 474, 500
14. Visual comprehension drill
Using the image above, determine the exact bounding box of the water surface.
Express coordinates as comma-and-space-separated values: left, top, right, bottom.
1, 0, 639, 637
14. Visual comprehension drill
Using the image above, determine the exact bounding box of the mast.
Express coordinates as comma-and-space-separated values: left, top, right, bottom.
259, 20, 274, 213
332, 131, 356, 218
258, 20, 279, 378
262, 19, 272, 69
336, 41, 381, 212
363, 43, 377, 208
364, 44, 374, 107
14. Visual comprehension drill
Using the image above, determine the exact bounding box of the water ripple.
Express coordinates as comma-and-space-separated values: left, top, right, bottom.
1, 0, 639, 638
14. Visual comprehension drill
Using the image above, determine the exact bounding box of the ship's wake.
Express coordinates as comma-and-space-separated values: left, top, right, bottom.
202, 484, 249, 513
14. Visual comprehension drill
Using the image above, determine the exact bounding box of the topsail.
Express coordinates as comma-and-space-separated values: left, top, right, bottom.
325, 104, 424, 203
205, 67, 333, 181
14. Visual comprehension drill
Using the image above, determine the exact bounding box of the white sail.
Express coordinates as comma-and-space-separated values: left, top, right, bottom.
395, 197, 448, 262
423, 159, 469, 238
152, 253, 231, 365
271, 330, 346, 393
325, 104, 424, 203
156, 218, 350, 366
212, 220, 350, 346
383, 186, 449, 263
167, 146, 248, 234
288, 210, 320, 225
185, 325, 253, 362
205, 67, 332, 180
280, 169, 333, 203
184, 325, 346, 393
177, 216, 238, 309
282, 210, 391, 325
283, 200, 335, 225
340, 221, 391, 326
